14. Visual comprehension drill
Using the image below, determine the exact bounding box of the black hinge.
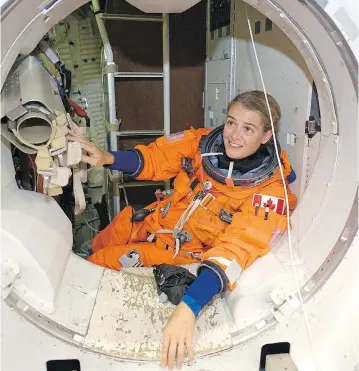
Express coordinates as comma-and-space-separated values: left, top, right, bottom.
305, 116, 321, 139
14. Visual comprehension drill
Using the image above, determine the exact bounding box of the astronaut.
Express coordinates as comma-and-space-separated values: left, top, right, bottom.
68, 90, 297, 370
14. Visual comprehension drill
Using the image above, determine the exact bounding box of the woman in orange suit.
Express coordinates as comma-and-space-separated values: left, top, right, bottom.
68, 90, 297, 370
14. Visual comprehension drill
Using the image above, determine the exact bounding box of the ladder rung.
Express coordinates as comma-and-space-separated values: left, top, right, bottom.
101, 14, 163, 22
117, 130, 165, 137
115, 72, 163, 78
119, 180, 166, 189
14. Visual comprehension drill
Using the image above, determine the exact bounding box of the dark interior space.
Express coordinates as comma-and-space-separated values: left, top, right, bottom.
104, 0, 207, 208
105, 0, 206, 136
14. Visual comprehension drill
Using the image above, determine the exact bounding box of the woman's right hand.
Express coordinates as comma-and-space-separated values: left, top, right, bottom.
66, 133, 114, 167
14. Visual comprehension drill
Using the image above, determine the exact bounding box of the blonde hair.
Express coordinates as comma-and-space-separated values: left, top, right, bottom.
227, 90, 281, 134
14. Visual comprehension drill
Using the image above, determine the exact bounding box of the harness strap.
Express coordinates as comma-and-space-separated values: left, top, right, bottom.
73, 167, 86, 215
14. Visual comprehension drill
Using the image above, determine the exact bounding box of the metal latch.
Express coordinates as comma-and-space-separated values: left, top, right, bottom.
265, 354, 298, 371
108, 169, 122, 183
37, 168, 57, 194
49, 146, 66, 166
305, 115, 321, 138
219, 209, 233, 224
185, 251, 202, 260
269, 288, 301, 322
1, 260, 20, 299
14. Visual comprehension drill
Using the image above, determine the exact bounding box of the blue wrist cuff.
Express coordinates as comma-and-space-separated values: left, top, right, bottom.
104, 150, 140, 174
182, 295, 202, 317
180, 267, 222, 317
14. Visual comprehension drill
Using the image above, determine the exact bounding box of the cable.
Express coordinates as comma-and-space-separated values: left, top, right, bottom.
74, 217, 100, 232
123, 188, 129, 207
85, 221, 98, 233
79, 239, 92, 258
245, 5, 318, 369
127, 208, 135, 246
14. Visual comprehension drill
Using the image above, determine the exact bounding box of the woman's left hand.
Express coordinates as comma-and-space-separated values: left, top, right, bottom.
161, 302, 195, 370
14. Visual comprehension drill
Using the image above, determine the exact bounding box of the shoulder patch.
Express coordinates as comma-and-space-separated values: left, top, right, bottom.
166, 131, 185, 143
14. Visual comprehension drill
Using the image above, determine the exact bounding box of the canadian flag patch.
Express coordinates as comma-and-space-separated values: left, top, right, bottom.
252, 194, 286, 215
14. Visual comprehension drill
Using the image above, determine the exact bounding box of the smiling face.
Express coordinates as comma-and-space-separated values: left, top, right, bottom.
223, 103, 273, 160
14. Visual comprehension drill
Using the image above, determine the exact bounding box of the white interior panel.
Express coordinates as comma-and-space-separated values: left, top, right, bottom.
1, 0, 89, 85
205, 59, 232, 128
233, 1, 313, 197
207, 82, 228, 127
1, 134, 15, 188
207, 27, 233, 62
225, 250, 308, 331
32, 254, 104, 335
1, 181, 73, 313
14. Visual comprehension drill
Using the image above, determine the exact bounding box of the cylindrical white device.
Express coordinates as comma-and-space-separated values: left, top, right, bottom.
16, 110, 54, 146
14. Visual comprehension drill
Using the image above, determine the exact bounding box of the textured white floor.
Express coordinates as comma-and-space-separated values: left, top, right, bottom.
84, 269, 232, 360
